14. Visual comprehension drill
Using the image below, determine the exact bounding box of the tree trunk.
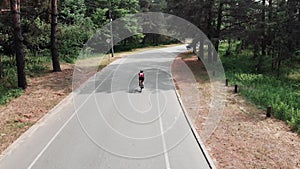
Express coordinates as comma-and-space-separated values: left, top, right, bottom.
206, 0, 214, 40
10, 0, 27, 89
192, 39, 197, 54
226, 39, 232, 56
253, 41, 259, 60
258, 0, 266, 73
198, 38, 204, 61
213, 42, 218, 62
276, 46, 284, 78
142, 34, 147, 46
268, 0, 274, 71
51, 0, 61, 72
271, 48, 275, 71
0, 54, 3, 79
208, 42, 212, 63
213, 1, 223, 62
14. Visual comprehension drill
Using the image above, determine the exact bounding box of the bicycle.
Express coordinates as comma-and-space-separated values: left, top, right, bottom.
139, 80, 144, 92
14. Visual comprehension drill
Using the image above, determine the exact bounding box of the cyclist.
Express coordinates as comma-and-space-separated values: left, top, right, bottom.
138, 70, 144, 89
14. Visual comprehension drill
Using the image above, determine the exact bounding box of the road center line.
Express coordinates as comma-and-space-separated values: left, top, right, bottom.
156, 69, 171, 169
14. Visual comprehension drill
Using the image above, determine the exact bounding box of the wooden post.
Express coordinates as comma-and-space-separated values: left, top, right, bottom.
266, 106, 272, 117
234, 85, 238, 93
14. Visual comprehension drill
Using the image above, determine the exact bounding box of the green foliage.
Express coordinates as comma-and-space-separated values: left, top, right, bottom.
114, 35, 178, 52
91, 8, 109, 27
0, 61, 23, 104
22, 18, 51, 56
0, 88, 23, 105
220, 42, 300, 133
27, 64, 47, 76
0, 53, 49, 105
58, 18, 95, 63
59, 0, 87, 24
57, 0, 96, 63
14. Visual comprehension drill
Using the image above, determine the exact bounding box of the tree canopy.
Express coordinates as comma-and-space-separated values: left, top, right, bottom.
0, 0, 299, 90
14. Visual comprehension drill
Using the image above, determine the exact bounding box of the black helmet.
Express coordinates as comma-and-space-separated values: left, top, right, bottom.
140, 70, 143, 73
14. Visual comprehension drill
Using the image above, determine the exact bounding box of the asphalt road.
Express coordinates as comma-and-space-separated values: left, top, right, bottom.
0, 46, 214, 169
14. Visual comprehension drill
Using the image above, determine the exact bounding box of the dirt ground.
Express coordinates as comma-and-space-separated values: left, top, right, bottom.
172, 54, 300, 169
0, 64, 74, 153
0, 50, 300, 168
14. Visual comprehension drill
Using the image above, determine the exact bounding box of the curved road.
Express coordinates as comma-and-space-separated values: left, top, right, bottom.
0, 46, 214, 169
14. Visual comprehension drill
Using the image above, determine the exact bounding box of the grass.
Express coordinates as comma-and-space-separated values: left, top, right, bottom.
218, 42, 300, 133
0, 55, 50, 105
0, 88, 23, 105
13, 121, 34, 129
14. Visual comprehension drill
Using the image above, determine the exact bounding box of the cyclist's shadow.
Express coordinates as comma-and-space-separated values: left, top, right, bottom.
128, 87, 143, 93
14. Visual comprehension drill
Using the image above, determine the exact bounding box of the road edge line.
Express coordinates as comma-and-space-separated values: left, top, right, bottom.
0, 56, 122, 165
170, 59, 217, 169
0, 93, 74, 161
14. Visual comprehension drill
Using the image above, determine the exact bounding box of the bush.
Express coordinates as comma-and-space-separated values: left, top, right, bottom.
58, 18, 95, 63
0, 88, 23, 105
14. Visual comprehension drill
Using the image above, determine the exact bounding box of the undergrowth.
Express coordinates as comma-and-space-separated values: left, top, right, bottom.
219, 42, 300, 133
0, 55, 50, 105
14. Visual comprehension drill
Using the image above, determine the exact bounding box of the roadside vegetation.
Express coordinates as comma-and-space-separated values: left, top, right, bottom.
218, 42, 300, 133
0, 0, 174, 105
0, 0, 299, 140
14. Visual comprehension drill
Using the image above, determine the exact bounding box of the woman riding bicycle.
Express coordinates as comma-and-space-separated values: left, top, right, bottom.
138, 70, 144, 89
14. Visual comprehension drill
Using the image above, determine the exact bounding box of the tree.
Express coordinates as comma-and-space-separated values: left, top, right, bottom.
10, 0, 27, 89
51, 0, 61, 72
139, 0, 151, 12
257, 0, 266, 72
0, 53, 2, 79
213, 0, 224, 62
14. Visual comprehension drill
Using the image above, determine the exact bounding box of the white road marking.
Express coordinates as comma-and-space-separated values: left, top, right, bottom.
27, 59, 125, 169
156, 70, 171, 169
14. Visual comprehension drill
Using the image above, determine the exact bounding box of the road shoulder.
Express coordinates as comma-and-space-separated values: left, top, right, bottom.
171, 53, 300, 168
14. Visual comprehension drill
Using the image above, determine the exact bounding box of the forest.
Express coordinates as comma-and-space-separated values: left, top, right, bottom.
0, 0, 300, 132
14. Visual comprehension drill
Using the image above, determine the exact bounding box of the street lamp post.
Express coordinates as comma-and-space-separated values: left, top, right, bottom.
108, 0, 114, 58
110, 18, 114, 58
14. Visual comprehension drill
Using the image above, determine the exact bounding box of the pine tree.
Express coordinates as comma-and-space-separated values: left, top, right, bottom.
10, 0, 27, 89
51, 0, 61, 72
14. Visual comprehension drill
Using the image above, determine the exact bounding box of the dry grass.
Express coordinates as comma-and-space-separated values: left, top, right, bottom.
172, 53, 300, 168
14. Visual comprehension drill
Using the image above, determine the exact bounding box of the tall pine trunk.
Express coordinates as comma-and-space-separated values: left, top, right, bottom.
0, 54, 2, 79
198, 38, 204, 61
51, 0, 61, 72
258, 0, 266, 73
10, 0, 27, 89
208, 42, 212, 63
268, 0, 274, 70
213, 1, 223, 62
206, 0, 214, 40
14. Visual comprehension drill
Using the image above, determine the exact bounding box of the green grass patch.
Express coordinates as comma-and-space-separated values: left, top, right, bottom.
0, 88, 23, 105
0, 55, 50, 105
13, 121, 34, 129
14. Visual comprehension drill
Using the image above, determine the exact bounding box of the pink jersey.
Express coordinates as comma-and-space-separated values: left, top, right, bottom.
139, 73, 144, 78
